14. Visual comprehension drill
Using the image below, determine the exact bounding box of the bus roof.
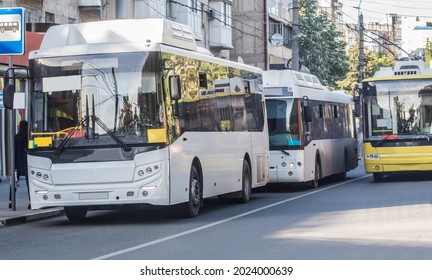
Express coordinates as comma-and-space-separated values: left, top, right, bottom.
363, 60, 432, 82
30, 19, 201, 58
29, 18, 262, 78
263, 69, 327, 90
263, 69, 352, 104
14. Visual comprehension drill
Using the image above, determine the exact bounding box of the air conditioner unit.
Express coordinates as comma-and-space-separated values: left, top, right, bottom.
208, 9, 215, 19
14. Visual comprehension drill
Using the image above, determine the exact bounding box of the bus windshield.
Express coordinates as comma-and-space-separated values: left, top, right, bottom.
363, 79, 432, 141
29, 51, 165, 150
266, 98, 301, 148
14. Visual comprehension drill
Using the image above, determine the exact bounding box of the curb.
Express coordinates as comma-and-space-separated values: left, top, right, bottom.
0, 208, 64, 227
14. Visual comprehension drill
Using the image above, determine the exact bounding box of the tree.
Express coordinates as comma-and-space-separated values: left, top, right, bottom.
299, 0, 348, 89
337, 42, 394, 94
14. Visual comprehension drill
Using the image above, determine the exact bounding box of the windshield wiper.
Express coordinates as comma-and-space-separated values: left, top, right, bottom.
55, 116, 88, 155
92, 115, 132, 152
89, 94, 131, 152
55, 95, 131, 155
374, 134, 397, 147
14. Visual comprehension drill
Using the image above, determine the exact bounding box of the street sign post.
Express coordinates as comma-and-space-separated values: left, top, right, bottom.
0, 7, 25, 210
0, 7, 25, 55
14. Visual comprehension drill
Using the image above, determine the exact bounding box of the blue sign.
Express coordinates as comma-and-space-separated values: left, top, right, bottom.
0, 7, 25, 55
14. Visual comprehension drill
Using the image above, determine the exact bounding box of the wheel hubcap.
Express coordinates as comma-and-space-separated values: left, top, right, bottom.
191, 177, 200, 207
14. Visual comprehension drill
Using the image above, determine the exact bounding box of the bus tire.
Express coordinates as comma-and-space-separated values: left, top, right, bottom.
373, 173, 384, 182
182, 164, 202, 218
310, 158, 321, 188
337, 149, 348, 180
239, 159, 252, 203
64, 206, 88, 221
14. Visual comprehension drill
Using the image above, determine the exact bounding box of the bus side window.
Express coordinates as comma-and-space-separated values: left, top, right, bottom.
199, 72, 207, 89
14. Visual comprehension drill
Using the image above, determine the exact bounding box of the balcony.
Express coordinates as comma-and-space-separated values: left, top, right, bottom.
209, 22, 232, 50
171, 0, 203, 40
208, 1, 233, 50
79, 0, 102, 7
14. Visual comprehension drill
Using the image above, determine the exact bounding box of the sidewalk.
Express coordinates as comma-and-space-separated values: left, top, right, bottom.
0, 177, 63, 227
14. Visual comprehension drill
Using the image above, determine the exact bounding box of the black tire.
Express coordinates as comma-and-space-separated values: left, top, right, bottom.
373, 173, 384, 182
337, 151, 348, 180
239, 159, 252, 203
182, 164, 202, 218
310, 160, 320, 188
64, 206, 88, 221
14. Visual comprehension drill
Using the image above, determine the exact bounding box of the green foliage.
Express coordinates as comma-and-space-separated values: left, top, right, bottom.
299, 0, 348, 89
336, 42, 394, 94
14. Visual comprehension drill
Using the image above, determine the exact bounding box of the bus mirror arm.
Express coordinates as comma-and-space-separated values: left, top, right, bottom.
353, 96, 361, 117
303, 105, 312, 123
2, 68, 16, 109
302, 96, 312, 123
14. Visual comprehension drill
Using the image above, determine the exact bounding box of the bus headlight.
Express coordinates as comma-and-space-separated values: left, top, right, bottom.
135, 163, 161, 180
30, 169, 53, 184
281, 162, 295, 168
365, 154, 380, 159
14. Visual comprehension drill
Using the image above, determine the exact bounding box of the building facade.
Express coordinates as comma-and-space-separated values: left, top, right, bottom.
231, 0, 293, 70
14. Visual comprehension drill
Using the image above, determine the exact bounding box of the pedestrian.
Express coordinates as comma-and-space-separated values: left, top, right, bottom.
9, 120, 30, 209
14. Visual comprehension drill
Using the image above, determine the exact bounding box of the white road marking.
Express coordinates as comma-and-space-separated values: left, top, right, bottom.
92, 174, 371, 260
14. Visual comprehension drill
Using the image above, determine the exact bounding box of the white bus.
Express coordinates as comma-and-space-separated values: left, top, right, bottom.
263, 70, 358, 187
3, 19, 269, 220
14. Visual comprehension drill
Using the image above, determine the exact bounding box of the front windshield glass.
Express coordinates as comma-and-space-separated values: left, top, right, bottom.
29, 52, 165, 150
266, 98, 301, 148
363, 79, 432, 140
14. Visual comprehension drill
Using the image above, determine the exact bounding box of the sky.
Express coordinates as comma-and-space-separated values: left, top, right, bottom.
341, 0, 432, 24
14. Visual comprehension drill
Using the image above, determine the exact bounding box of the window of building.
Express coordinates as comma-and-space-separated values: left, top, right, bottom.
269, 18, 292, 48
190, 0, 199, 13
224, 2, 231, 26
45, 12, 55, 23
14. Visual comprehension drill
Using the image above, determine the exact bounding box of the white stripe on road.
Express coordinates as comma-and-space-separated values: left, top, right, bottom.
92, 174, 371, 260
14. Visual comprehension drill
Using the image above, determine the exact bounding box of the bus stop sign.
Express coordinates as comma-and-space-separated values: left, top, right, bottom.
0, 7, 25, 55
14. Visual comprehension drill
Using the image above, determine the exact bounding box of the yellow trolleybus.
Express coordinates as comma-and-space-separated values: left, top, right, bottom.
361, 60, 432, 181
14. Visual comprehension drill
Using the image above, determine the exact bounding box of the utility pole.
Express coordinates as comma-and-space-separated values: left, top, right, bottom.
292, 0, 300, 71
358, 10, 365, 83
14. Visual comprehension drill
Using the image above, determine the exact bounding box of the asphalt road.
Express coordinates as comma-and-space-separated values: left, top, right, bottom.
1, 162, 432, 260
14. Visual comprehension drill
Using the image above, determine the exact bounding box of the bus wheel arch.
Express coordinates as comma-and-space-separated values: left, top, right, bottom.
182, 158, 203, 218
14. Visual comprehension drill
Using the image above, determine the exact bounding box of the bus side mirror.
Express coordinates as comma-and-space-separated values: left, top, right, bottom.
354, 96, 361, 117
304, 105, 312, 123
169, 75, 181, 101
3, 68, 16, 109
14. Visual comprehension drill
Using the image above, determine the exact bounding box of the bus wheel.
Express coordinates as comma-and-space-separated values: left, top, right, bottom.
373, 173, 384, 182
183, 164, 202, 218
239, 159, 252, 203
310, 160, 320, 188
64, 206, 88, 221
